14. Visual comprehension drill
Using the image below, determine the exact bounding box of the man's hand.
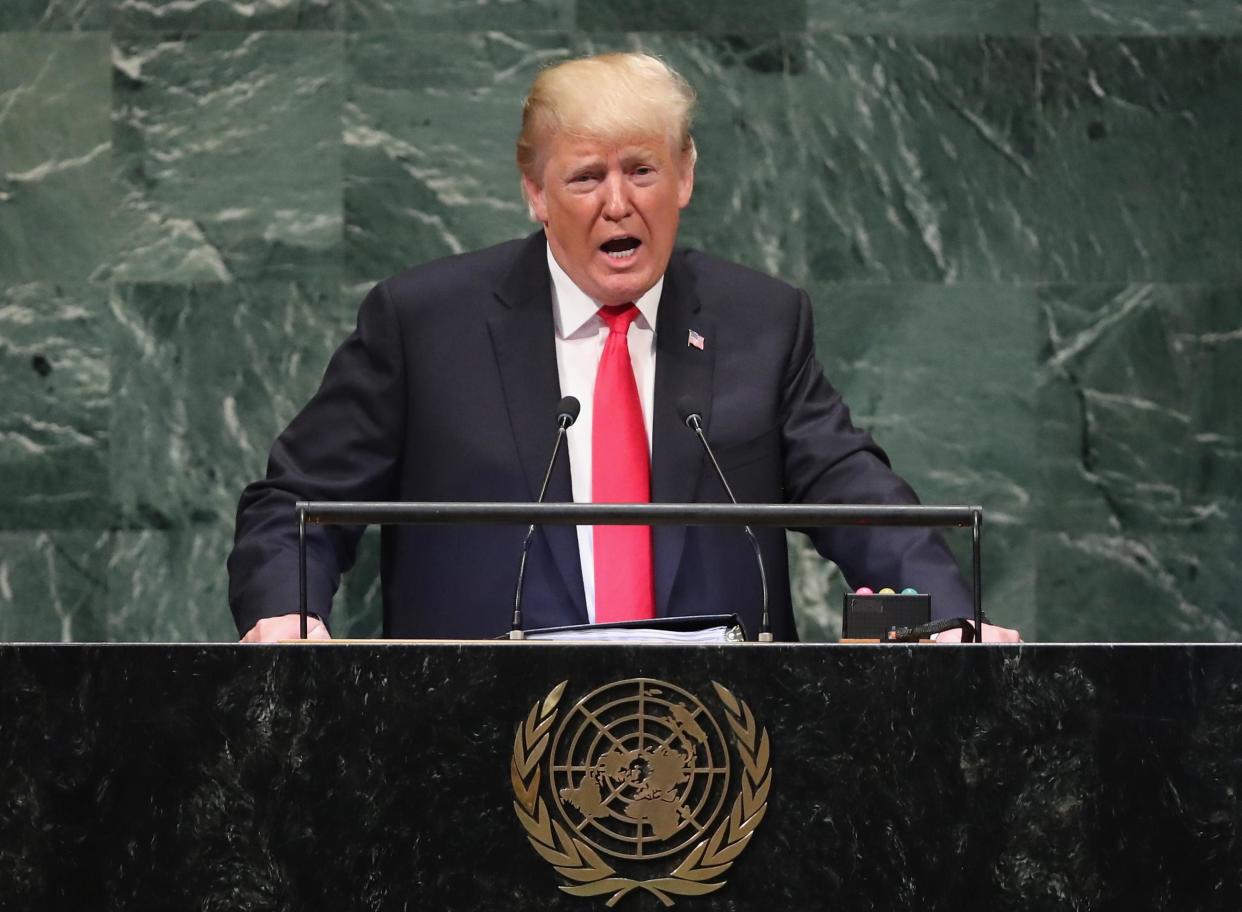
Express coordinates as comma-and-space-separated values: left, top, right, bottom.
934, 623, 1021, 643
240, 613, 331, 643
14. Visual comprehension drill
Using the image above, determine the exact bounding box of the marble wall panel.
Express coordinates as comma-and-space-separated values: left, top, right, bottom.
106, 527, 235, 640
113, 0, 340, 30
0, 0, 108, 30
1035, 37, 1242, 282
0, 32, 112, 284
787, 533, 844, 640
1037, 284, 1242, 641
576, 33, 809, 282
104, 280, 389, 640
2, 11, 1241, 644
1041, 0, 1242, 34
344, 31, 566, 283
0, 531, 110, 641
808, 0, 1036, 35
111, 31, 344, 284
1037, 528, 1242, 641
0, 283, 110, 530
578, 0, 806, 34
792, 282, 1038, 636
107, 280, 352, 531
1038, 284, 1241, 536
105, 525, 383, 642
103, 496, 381, 642
803, 35, 1040, 283
346, 0, 572, 32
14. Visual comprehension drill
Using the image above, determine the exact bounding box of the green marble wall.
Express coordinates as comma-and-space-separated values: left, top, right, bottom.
1, 1, 1238, 642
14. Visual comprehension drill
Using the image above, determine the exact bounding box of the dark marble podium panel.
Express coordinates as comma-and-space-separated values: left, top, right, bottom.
2, 643, 1240, 911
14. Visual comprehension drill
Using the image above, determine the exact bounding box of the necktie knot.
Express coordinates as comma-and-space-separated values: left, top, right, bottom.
598, 303, 639, 335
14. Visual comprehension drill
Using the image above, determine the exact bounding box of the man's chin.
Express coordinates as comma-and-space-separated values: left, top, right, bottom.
593, 283, 652, 307
588, 268, 659, 307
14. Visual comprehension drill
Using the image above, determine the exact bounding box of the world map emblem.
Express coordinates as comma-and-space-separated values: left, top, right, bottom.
511, 679, 772, 905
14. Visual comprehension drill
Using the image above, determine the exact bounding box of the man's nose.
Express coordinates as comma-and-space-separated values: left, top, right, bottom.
602, 173, 632, 220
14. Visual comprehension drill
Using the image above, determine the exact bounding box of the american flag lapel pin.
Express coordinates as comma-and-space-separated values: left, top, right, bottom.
687, 329, 705, 351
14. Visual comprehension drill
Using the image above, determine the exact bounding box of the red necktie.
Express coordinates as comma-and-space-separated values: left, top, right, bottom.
592, 304, 655, 623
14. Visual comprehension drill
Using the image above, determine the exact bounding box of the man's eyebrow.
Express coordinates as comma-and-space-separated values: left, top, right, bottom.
561, 157, 604, 174
618, 147, 661, 163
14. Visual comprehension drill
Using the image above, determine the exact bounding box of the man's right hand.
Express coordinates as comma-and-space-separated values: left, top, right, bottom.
240, 613, 331, 643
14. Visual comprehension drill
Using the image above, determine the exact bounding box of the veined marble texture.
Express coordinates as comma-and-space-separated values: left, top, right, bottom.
107, 281, 354, 530
577, 0, 807, 33
1, 12, 1240, 642
105, 523, 387, 641
348, 0, 573, 31
804, 35, 1040, 282
791, 283, 1038, 638
0, 0, 107, 30
1041, 0, 1242, 34
808, 0, 1038, 35
105, 280, 381, 639
113, 0, 340, 30
105, 527, 236, 640
344, 31, 566, 282
1036, 37, 1242, 281
0, 518, 380, 643
111, 31, 344, 284
0, 283, 110, 530
0, 32, 112, 284
0, 531, 110, 641
1038, 284, 1242, 641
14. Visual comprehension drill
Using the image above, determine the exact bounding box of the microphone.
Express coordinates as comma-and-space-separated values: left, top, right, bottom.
510, 396, 580, 639
677, 397, 773, 642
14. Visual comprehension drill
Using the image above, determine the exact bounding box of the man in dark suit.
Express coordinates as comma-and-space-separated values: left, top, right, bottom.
229, 52, 1018, 643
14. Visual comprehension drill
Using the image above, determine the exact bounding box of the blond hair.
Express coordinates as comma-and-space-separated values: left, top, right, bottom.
516, 52, 697, 182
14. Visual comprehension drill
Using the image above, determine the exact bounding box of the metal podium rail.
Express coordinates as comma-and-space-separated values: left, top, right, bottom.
293, 501, 984, 640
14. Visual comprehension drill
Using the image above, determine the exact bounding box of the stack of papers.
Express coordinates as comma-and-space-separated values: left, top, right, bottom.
524, 624, 744, 644
518, 613, 748, 644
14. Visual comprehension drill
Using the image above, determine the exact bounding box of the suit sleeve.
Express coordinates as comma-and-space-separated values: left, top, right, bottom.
778, 289, 973, 620
227, 280, 407, 636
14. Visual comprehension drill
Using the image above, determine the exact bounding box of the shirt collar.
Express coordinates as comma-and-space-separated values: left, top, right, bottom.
547, 243, 662, 340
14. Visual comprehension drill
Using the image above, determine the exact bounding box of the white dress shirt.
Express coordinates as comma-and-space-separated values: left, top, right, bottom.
548, 246, 661, 622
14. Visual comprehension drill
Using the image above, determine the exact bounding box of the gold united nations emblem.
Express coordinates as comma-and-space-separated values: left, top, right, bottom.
511, 678, 772, 906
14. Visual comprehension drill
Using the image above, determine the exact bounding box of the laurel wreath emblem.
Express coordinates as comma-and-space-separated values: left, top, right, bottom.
511, 680, 771, 907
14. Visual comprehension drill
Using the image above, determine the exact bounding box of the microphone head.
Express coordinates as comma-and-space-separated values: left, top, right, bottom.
556, 396, 581, 427
676, 396, 703, 428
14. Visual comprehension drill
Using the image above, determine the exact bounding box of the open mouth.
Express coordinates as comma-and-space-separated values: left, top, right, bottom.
600, 236, 641, 261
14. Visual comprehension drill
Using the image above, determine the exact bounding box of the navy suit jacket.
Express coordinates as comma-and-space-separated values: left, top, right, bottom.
228, 231, 972, 639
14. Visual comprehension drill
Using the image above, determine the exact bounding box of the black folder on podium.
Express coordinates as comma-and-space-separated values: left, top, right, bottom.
515, 613, 746, 643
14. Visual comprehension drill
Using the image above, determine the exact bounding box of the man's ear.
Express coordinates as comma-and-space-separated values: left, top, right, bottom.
522, 173, 549, 223
677, 147, 695, 210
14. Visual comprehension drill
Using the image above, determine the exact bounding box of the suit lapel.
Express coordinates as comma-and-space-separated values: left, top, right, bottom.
488, 231, 588, 622
651, 250, 715, 616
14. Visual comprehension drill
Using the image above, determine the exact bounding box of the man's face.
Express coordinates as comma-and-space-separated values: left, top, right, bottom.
522, 131, 694, 307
